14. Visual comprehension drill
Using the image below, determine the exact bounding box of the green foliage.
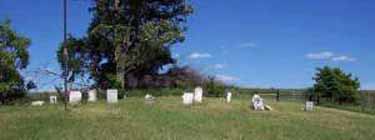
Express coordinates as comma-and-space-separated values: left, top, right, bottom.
57, 0, 193, 89
313, 66, 361, 104
204, 76, 226, 97
0, 20, 31, 104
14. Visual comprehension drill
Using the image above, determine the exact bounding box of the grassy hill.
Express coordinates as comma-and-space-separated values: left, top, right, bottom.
1, 96, 375, 140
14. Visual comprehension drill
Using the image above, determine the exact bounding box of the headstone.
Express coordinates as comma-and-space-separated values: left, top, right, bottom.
49, 96, 57, 104
305, 101, 314, 111
69, 91, 82, 104
182, 92, 194, 105
226, 92, 232, 103
31, 101, 44, 106
107, 89, 118, 103
251, 94, 265, 111
145, 94, 155, 104
194, 87, 203, 103
88, 89, 97, 102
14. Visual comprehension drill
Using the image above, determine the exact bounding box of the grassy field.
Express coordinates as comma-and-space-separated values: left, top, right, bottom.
1, 97, 375, 140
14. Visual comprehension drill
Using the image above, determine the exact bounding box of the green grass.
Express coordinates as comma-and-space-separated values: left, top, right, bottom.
1, 96, 375, 140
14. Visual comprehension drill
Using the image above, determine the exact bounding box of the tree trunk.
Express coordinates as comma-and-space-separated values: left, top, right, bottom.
115, 46, 125, 89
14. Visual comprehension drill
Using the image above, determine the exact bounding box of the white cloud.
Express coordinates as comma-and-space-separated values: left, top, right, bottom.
306, 51, 356, 62
332, 56, 356, 62
306, 51, 334, 60
212, 64, 225, 69
215, 74, 239, 82
240, 42, 257, 48
188, 52, 212, 59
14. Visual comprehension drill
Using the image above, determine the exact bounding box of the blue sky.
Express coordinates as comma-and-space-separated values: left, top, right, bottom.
1, 0, 375, 90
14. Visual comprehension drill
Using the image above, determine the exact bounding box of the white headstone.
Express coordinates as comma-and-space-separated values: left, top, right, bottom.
226, 92, 232, 103
31, 101, 44, 106
251, 94, 265, 111
305, 101, 314, 111
107, 89, 118, 103
88, 89, 97, 102
49, 96, 57, 104
182, 92, 194, 105
194, 87, 203, 103
69, 91, 82, 104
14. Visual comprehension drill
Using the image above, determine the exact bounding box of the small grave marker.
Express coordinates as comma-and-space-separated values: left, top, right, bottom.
107, 89, 118, 103
305, 101, 314, 111
49, 96, 57, 104
88, 89, 97, 102
145, 94, 155, 104
69, 91, 82, 104
182, 92, 194, 105
31, 101, 45, 106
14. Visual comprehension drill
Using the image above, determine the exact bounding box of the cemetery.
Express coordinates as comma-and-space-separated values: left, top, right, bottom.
1, 0, 375, 140
2, 92, 375, 140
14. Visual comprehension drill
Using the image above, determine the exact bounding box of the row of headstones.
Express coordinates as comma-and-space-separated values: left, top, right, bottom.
47, 87, 314, 111
68, 89, 118, 104
182, 87, 233, 105
35, 89, 120, 105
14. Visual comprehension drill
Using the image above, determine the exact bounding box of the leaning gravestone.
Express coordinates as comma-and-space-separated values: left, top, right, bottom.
107, 89, 118, 103
226, 92, 232, 103
305, 101, 314, 111
194, 87, 203, 103
88, 89, 97, 102
182, 92, 194, 105
49, 96, 57, 104
251, 94, 265, 111
69, 91, 82, 104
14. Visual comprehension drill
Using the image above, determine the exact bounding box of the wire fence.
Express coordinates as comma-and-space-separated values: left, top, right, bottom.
235, 89, 375, 111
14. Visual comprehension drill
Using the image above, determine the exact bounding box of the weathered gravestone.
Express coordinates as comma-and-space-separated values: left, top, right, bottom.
182, 92, 194, 105
305, 101, 314, 111
88, 89, 97, 102
251, 94, 265, 111
107, 89, 118, 103
69, 91, 82, 104
226, 92, 232, 103
194, 87, 203, 103
49, 96, 57, 104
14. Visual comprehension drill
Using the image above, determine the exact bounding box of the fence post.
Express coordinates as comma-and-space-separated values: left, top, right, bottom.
276, 89, 280, 102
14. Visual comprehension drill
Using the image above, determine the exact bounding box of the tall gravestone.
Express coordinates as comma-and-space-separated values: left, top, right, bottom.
107, 89, 118, 103
69, 91, 82, 104
305, 101, 314, 111
226, 92, 232, 103
88, 89, 97, 102
182, 92, 194, 105
49, 96, 57, 104
194, 87, 203, 103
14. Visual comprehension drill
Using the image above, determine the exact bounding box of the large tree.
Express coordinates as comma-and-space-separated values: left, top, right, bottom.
57, 0, 193, 89
0, 20, 31, 104
313, 66, 360, 104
